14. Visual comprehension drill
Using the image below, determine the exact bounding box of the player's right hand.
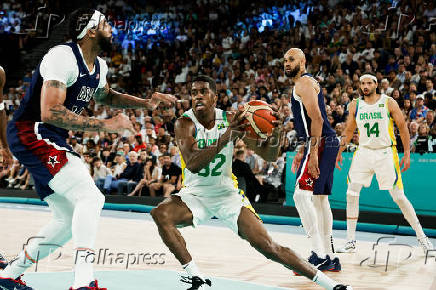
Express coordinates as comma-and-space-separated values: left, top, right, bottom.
335, 153, 343, 170
105, 113, 135, 134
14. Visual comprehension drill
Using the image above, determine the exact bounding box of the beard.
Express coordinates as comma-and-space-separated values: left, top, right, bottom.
96, 32, 112, 53
285, 65, 300, 78
361, 87, 376, 96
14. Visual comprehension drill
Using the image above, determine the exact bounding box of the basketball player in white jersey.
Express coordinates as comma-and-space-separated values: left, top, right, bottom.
151, 75, 352, 290
336, 72, 434, 253
0, 9, 175, 290
0, 66, 13, 167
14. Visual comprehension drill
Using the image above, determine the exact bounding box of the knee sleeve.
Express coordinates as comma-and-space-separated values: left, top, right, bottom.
347, 183, 363, 197
293, 188, 312, 208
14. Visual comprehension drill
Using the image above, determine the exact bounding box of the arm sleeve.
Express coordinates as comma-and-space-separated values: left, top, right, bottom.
97, 57, 108, 89
39, 45, 78, 87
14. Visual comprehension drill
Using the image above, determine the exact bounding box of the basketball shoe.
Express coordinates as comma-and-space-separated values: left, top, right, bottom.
181, 276, 212, 290
336, 240, 356, 253
418, 236, 434, 254
333, 285, 353, 290
0, 274, 34, 290
69, 280, 106, 290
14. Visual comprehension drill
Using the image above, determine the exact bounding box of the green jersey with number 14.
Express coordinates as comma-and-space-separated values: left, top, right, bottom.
355, 94, 397, 149
180, 108, 237, 195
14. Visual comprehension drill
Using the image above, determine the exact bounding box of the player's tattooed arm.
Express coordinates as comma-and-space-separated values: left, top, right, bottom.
94, 83, 176, 110
41, 80, 132, 133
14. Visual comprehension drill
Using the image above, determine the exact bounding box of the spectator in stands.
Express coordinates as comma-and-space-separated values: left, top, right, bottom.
101, 146, 115, 167
232, 149, 262, 202
128, 157, 161, 197
426, 110, 435, 129
380, 79, 393, 96
409, 122, 419, 149
169, 146, 181, 168
91, 157, 112, 193
70, 136, 83, 155
413, 124, 430, 154
410, 95, 429, 122
156, 127, 171, 147
149, 153, 181, 197
133, 134, 147, 152
106, 151, 143, 195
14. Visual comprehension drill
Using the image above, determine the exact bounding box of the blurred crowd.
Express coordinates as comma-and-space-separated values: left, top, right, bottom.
1, 0, 436, 201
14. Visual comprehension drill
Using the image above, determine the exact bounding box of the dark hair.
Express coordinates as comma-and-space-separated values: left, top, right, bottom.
192, 75, 216, 94
235, 150, 245, 157
92, 157, 101, 164
68, 8, 96, 42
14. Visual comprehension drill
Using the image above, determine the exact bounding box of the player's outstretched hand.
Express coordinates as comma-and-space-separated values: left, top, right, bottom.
335, 153, 343, 170
400, 154, 410, 172
227, 108, 249, 140
150, 92, 177, 109
106, 113, 135, 134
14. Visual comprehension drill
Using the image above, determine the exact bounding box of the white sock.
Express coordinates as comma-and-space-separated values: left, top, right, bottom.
294, 189, 325, 258
73, 248, 95, 288
313, 195, 334, 256
182, 260, 204, 280
313, 270, 338, 290
346, 195, 359, 241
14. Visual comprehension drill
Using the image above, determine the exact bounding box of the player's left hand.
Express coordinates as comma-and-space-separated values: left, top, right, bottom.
400, 154, 410, 172
0, 148, 13, 168
150, 92, 177, 109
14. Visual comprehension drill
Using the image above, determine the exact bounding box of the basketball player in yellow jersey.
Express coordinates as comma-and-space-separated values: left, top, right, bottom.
336, 72, 433, 253
151, 75, 352, 290
0, 66, 13, 167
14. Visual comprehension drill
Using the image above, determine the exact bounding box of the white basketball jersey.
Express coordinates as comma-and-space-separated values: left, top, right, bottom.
355, 94, 397, 149
180, 108, 237, 195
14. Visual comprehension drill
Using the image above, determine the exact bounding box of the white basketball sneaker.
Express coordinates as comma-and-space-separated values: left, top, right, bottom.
418, 236, 434, 254
336, 240, 356, 253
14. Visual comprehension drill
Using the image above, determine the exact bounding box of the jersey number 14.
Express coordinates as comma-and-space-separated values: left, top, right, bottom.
364, 122, 380, 137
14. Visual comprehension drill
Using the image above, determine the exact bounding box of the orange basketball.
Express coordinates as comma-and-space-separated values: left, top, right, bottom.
243, 100, 276, 139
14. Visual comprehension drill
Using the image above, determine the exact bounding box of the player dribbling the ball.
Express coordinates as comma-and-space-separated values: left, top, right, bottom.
151, 75, 352, 290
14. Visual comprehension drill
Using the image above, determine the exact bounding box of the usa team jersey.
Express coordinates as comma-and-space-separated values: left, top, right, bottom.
290, 73, 336, 140
7, 42, 108, 200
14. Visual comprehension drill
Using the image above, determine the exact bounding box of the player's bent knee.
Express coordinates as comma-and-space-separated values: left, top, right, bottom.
347, 183, 363, 197
389, 187, 406, 204
151, 206, 172, 226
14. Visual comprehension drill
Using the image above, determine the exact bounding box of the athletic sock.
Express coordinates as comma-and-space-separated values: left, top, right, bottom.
73, 248, 95, 288
182, 260, 205, 280
313, 270, 337, 290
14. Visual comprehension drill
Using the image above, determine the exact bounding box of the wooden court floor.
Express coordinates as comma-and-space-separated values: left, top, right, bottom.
1, 206, 435, 290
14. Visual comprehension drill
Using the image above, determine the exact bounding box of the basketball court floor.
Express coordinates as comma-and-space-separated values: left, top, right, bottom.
1, 203, 435, 290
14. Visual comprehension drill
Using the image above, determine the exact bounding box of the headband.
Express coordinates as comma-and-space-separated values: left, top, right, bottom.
77, 10, 106, 40
359, 74, 377, 83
